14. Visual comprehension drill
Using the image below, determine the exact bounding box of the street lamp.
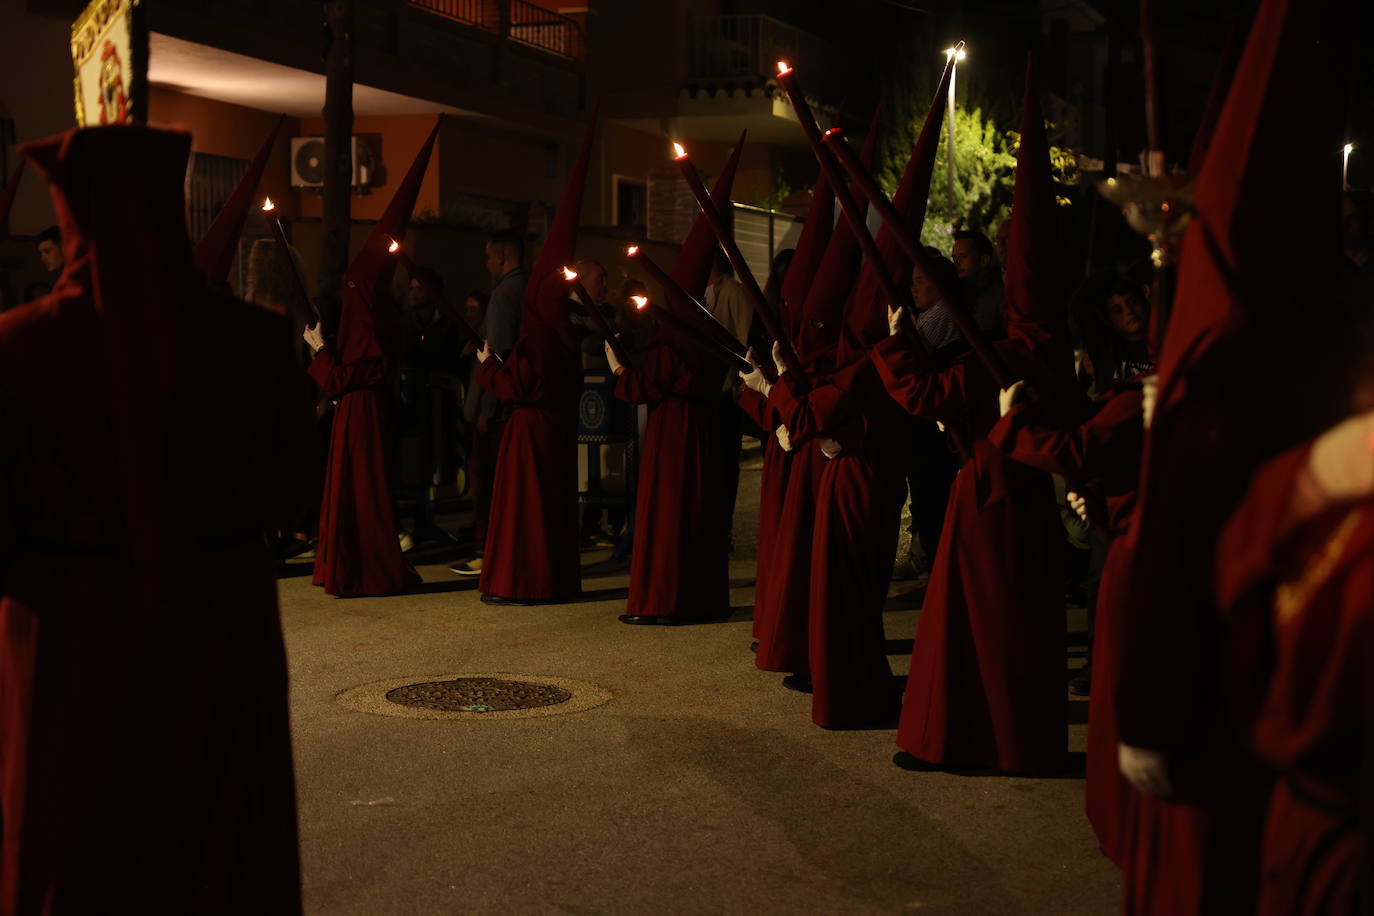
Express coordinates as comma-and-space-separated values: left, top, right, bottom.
1343, 142, 1354, 189
943, 43, 967, 212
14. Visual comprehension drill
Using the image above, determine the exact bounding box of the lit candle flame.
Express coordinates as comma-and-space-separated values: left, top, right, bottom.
944, 46, 967, 61
822, 127, 841, 139
261, 196, 275, 212
387, 237, 400, 254
672, 142, 687, 161
562, 266, 578, 281
1345, 143, 1355, 155
776, 61, 791, 76
626, 245, 640, 256
630, 295, 649, 310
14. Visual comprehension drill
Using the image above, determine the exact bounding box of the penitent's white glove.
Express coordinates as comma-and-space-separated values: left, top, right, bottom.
819, 438, 843, 459
1141, 374, 1158, 429
771, 340, 788, 377
1067, 491, 1090, 524
603, 340, 624, 376
775, 424, 793, 452
741, 348, 772, 397
887, 304, 904, 337
1118, 742, 1173, 798
1308, 410, 1374, 503
999, 380, 1027, 417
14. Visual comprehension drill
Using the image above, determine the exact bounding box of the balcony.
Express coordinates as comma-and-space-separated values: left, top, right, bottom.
685, 14, 833, 96
410, 0, 585, 62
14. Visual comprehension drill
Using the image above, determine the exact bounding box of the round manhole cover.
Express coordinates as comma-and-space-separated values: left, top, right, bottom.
385, 677, 572, 713
336, 673, 611, 720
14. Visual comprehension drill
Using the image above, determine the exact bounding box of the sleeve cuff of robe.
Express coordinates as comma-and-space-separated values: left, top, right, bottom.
306, 349, 335, 390
475, 356, 496, 384
767, 376, 802, 426
986, 403, 1027, 453
870, 335, 915, 389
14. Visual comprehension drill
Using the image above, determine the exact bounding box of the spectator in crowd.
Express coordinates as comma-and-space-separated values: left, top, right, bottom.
1072, 269, 1153, 396
246, 237, 319, 557
399, 267, 466, 549
452, 229, 526, 576
35, 224, 63, 275
950, 229, 1005, 333
570, 258, 616, 369
896, 253, 965, 580
458, 288, 488, 493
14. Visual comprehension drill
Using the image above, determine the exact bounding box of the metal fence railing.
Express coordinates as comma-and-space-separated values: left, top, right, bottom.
508, 0, 583, 60
409, 0, 584, 62
686, 14, 829, 87
409, 0, 488, 28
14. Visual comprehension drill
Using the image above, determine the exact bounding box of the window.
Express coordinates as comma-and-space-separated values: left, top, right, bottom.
612, 175, 645, 229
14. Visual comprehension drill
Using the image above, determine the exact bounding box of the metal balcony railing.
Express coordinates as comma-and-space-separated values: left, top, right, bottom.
685, 14, 829, 88
409, 0, 584, 62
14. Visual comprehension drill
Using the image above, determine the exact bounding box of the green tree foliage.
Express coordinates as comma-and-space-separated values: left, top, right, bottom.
877, 106, 1083, 250
869, 21, 1081, 253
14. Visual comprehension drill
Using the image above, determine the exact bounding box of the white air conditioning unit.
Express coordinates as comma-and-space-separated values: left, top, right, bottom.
290, 136, 374, 188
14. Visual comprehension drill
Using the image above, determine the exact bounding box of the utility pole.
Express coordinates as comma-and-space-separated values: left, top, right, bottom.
318, 0, 355, 328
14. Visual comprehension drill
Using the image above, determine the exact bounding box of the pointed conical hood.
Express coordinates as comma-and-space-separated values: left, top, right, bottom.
0, 161, 23, 240
1187, 22, 1246, 176
1158, 0, 1341, 414
191, 115, 284, 283
1003, 54, 1061, 346
652, 132, 743, 365
781, 120, 838, 333
841, 58, 954, 358
345, 115, 442, 303
797, 108, 881, 365
670, 130, 744, 299
336, 116, 441, 364
24, 125, 198, 604
1117, 0, 1349, 755
525, 107, 599, 326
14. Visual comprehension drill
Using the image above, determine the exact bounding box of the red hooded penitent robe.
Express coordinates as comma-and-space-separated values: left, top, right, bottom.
768, 352, 908, 728
474, 319, 583, 600
615, 333, 731, 619
988, 383, 1144, 859
309, 277, 421, 597
309, 119, 439, 598
0, 126, 316, 914
872, 335, 1067, 771
745, 139, 837, 650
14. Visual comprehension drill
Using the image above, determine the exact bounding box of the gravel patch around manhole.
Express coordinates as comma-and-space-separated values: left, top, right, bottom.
336, 673, 612, 721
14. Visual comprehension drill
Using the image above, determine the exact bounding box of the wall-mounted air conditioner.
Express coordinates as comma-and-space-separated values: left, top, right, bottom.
290, 136, 374, 188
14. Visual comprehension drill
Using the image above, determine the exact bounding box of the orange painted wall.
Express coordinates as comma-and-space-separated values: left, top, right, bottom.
296, 114, 443, 222
147, 86, 301, 219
